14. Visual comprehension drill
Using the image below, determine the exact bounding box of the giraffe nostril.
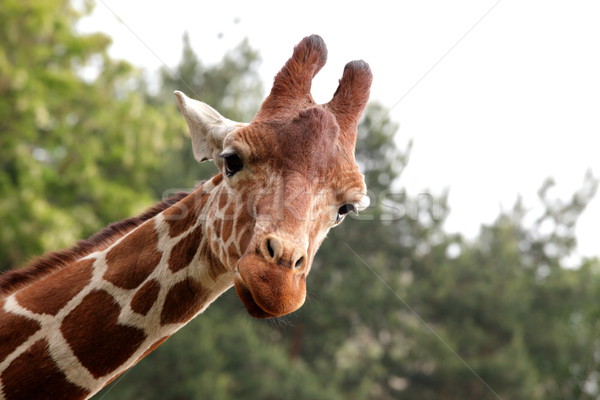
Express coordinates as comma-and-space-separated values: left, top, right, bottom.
294, 256, 304, 269
266, 239, 275, 259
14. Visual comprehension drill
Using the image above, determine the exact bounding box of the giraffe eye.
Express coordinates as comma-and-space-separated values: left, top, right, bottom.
336, 204, 356, 223
222, 152, 244, 177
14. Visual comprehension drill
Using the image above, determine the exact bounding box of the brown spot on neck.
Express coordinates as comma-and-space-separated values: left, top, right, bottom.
1, 339, 89, 400
211, 173, 224, 186
160, 278, 209, 325
168, 225, 203, 273
16, 258, 94, 316
130, 279, 161, 316
103, 221, 162, 290
163, 191, 207, 238
61, 290, 147, 378
0, 300, 41, 362
205, 240, 228, 281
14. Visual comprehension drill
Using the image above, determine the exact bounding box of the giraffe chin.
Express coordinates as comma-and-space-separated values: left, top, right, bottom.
234, 254, 307, 319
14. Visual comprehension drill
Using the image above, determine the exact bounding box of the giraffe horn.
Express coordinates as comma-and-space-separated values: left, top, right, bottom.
326, 60, 373, 145
255, 35, 327, 121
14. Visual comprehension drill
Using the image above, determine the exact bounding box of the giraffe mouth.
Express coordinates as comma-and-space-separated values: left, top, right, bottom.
234, 254, 307, 319
233, 280, 277, 318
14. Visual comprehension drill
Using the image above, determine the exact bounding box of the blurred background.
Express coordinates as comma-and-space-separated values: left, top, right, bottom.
1, 0, 599, 399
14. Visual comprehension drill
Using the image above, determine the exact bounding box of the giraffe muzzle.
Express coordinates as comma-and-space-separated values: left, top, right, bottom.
234, 253, 307, 318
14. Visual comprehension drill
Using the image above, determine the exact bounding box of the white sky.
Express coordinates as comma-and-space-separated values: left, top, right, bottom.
79, 0, 600, 259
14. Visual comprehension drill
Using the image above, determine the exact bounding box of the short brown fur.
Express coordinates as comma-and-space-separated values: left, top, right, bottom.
1, 340, 90, 400
61, 290, 147, 378
16, 258, 94, 315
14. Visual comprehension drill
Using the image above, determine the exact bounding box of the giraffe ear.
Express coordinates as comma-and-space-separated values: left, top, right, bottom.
174, 91, 247, 163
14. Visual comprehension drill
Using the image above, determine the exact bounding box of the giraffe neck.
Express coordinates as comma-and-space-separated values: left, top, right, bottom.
0, 175, 235, 400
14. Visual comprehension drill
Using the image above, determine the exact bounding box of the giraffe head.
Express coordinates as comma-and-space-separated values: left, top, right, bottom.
175, 35, 372, 318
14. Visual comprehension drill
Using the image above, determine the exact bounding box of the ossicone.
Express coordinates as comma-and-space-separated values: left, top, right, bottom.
255, 35, 328, 121
326, 60, 373, 144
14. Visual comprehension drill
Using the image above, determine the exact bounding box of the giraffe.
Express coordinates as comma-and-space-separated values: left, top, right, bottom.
0, 35, 372, 399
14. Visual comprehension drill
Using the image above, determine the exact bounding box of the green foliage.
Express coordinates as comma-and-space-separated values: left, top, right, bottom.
0, 0, 182, 270
3, 1, 600, 399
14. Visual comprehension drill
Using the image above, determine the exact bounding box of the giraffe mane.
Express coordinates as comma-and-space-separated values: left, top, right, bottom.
0, 191, 190, 296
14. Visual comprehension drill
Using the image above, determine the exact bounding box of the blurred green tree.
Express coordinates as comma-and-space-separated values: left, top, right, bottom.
395, 174, 600, 400
0, 0, 182, 271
